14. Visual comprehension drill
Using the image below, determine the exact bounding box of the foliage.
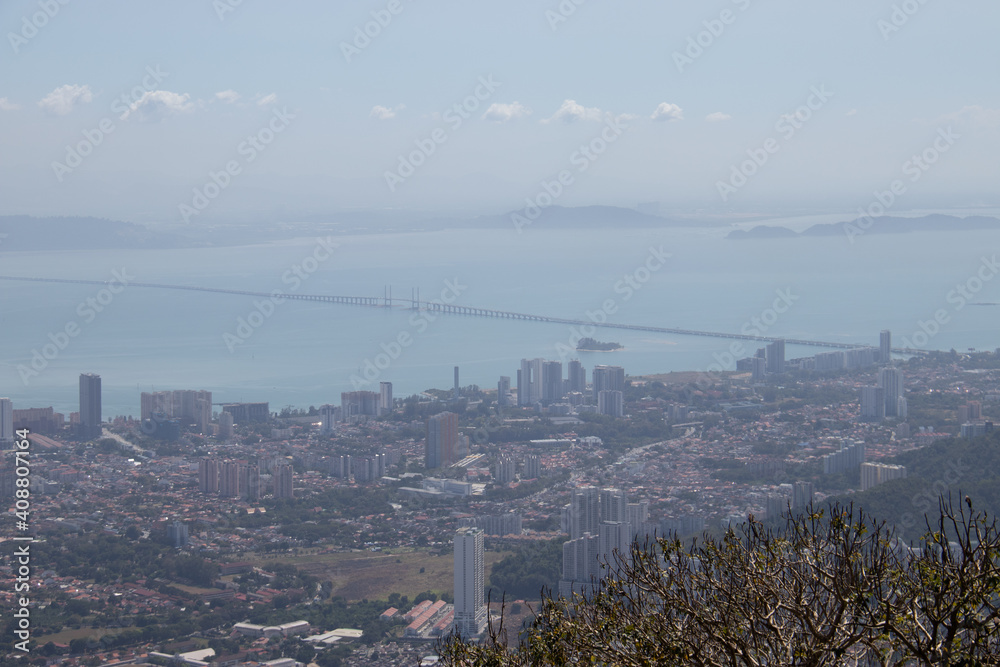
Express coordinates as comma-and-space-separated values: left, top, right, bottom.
487, 539, 562, 601
441, 500, 1000, 666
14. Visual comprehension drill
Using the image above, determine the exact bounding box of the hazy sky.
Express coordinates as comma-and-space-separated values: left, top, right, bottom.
1, 0, 998, 222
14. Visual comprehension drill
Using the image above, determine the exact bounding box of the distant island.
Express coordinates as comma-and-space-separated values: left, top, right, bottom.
727, 214, 1000, 240
577, 337, 623, 351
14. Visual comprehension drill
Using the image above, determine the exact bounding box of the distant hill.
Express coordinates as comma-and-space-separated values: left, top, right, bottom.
829, 431, 1000, 541
727, 214, 1000, 240
0, 216, 195, 251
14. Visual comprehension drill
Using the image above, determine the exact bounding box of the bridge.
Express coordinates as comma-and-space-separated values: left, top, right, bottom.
0, 275, 927, 355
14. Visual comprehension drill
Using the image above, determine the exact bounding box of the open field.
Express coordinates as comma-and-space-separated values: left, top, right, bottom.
35, 626, 140, 645
250, 548, 510, 601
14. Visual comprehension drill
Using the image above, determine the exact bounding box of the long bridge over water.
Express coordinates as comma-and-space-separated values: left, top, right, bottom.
0, 275, 928, 355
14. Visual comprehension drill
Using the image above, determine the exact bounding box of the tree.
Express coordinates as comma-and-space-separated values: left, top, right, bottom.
440, 499, 1000, 666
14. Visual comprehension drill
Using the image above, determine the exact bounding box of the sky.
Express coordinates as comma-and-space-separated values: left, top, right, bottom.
1, 0, 999, 223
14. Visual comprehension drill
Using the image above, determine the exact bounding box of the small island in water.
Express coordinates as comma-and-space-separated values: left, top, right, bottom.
576, 337, 623, 351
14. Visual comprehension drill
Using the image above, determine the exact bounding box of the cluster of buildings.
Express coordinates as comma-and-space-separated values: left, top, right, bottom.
198, 457, 294, 499
558, 487, 653, 597
319, 383, 394, 429
499, 360, 626, 418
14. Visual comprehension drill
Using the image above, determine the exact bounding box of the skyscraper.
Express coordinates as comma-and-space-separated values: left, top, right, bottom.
198, 457, 220, 494
567, 360, 587, 394
523, 454, 541, 479
273, 463, 294, 499
79, 373, 102, 440
426, 411, 459, 469
880, 330, 892, 365
319, 404, 337, 433
860, 386, 886, 421
242, 464, 261, 500
765, 340, 785, 374
878, 368, 904, 418
592, 365, 625, 401
597, 390, 624, 417
379, 382, 393, 415
0, 398, 13, 446
541, 361, 563, 402
518, 358, 544, 406
220, 460, 241, 497
453, 527, 487, 637
600, 488, 627, 524
571, 486, 601, 539
497, 376, 511, 408
218, 411, 234, 439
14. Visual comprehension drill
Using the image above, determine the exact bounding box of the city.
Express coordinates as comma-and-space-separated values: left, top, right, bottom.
1, 329, 998, 664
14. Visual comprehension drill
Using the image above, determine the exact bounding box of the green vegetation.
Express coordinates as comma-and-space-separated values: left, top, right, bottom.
442, 501, 1000, 665
836, 430, 1000, 540
487, 539, 562, 601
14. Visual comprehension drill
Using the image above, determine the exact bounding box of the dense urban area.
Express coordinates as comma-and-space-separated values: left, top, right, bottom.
2, 332, 999, 666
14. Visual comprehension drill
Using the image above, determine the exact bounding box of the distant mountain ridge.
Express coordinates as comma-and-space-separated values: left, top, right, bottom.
728, 214, 1000, 239
0, 216, 195, 251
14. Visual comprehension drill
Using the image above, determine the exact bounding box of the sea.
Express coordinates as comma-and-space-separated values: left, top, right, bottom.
1, 217, 999, 418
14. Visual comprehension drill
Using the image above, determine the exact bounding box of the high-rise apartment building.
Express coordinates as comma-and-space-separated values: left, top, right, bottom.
79, 373, 102, 440
379, 382, 393, 415
273, 463, 294, 499
592, 366, 625, 401
218, 411, 234, 439
880, 330, 892, 365
860, 386, 886, 421
541, 361, 563, 402
567, 360, 587, 394
198, 457, 220, 494
453, 527, 487, 637
220, 461, 241, 497
426, 411, 458, 469
497, 376, 511, 408
0, 398, 13, 446
766, 340, 785, 374
600, 488, 627, 524
571, 486, 601, 540
242, 464, 261, 500
861, 462, 907, 491
523, 454, 541, 480
878, 368, 904, 418
340, 392, 379, 421
597, 390, 624, 417
517, 358, 544, 406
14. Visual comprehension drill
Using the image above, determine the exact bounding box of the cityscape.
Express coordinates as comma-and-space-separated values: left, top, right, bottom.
1, 325, 998, 663
3, 1, 1000, 664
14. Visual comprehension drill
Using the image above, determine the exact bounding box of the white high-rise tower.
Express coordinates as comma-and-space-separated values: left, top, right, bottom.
453, 527, 487, 637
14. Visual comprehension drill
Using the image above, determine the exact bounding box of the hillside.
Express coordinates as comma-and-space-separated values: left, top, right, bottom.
832, 430, 1000, 540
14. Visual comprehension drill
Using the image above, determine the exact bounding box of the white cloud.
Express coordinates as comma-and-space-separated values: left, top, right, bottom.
846, 109, 858, 116
37, 84, 93, 115
121, 90, 194, 121
650, 102, 684, 122
370, 105, 400, 120
941, 105, 1000, 129
542, 99, 603, 124
705, 111, 732, 122
256, 92, 278, 107
0, 97, 19, 111
482, 101, 532, 123
215, 89, 241, 104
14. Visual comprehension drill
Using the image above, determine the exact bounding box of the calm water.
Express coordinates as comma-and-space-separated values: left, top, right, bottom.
1, 225, 998, 417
